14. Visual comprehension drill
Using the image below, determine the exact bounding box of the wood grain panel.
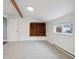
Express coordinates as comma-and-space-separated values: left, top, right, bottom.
11, 0, 23, 17
30, 23, 46, 36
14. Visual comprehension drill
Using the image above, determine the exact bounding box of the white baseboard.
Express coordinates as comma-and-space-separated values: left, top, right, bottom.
4, 39, 46, 42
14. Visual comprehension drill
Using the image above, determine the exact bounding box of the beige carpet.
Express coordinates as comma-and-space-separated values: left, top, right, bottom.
3, 41, 73, 59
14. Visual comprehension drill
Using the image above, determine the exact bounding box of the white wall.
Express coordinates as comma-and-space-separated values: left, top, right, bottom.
46, 12, 75, 55
7, 17, 46, 41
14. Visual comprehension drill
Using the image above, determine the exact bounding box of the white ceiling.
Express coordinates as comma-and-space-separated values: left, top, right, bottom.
3, 0, 75, 21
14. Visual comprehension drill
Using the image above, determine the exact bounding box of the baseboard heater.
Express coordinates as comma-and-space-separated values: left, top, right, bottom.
47, 41, 75, 58
53, 44, 75, 58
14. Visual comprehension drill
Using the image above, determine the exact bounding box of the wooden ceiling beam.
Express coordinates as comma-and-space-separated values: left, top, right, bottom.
11, 0, 23, 17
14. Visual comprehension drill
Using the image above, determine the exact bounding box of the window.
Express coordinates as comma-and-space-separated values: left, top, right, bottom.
30, 22, 46, 36
56, 26, 62, 33
54, 23, 73, 35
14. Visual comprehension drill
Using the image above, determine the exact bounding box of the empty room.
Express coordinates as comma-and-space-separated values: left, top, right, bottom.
3, 0, 75, 59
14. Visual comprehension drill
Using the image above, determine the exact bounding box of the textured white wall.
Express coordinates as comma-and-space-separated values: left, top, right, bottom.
46, 12, 75, 55
7, 17, 46, 41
